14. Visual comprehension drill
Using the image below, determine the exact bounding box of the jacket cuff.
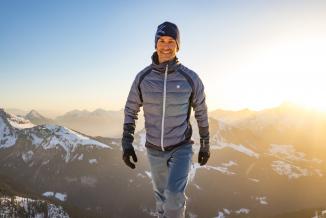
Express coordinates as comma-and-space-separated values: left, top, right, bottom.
122, 123, 136, 150
199, 126, 209, 140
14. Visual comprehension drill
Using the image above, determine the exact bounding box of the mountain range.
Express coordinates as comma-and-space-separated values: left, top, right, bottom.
7, 108, 144, 138
1, 105, 326, 217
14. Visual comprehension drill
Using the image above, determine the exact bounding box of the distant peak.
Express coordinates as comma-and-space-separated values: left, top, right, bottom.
26, 109, 44, 119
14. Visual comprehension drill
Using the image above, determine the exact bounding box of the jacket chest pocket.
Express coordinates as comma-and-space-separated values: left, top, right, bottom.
166, 81, 192, 105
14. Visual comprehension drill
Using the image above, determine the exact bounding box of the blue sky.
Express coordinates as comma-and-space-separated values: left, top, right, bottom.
1, 0, 326, 116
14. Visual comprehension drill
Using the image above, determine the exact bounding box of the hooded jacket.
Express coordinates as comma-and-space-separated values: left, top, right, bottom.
123, 52, 209, 151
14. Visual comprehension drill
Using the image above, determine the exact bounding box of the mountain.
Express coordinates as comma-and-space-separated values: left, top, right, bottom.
25, 109, 54, 125
0, 108, 153, 217
1, 106, 326, 217
0, 194, 69, 217
54, 108, 144, 138
209, 108, 255, 124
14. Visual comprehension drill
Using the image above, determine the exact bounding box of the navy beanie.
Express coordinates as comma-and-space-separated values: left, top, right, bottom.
155, 21, 180, 50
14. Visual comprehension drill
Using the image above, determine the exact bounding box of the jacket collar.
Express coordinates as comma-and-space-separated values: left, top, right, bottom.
151, 52, 180, 74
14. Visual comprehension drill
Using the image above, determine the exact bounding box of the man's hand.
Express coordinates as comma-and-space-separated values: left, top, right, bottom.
121, 123, 137, 169
198, 138, 210, 166
123, 147, 138, 169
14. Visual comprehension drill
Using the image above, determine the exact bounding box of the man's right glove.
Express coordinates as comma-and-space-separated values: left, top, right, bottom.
198, 126, 210, 166
122, 123, 138, 169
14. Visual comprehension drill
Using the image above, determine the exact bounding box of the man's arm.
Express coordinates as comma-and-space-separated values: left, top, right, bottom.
122, 75, 142, 169
191, 75, 210, 166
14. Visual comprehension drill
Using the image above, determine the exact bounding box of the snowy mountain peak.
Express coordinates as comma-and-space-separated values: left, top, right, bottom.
1, 109, 112, 162
29, 124, 111, 162
0, 112, 17, 148
0, 110, 35, 130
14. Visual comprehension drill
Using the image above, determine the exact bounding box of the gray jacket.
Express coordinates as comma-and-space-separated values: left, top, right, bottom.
124, 53, 209, 151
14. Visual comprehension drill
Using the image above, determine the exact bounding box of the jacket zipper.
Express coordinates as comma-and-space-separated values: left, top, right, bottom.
160, 64, 168, 151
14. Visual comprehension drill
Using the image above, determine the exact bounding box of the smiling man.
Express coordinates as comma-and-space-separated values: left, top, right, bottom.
122, 21, 210, 218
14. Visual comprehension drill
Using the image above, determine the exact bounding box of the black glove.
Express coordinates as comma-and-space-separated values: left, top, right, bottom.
198, 126, 210, 166
122, 123, 138, 169
123, 147, 138, 169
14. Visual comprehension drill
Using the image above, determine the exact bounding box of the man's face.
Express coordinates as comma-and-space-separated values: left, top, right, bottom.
156, 36, 178, 63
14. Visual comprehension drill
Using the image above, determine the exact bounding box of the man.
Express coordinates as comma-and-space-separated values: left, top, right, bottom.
122, 21, 210, 218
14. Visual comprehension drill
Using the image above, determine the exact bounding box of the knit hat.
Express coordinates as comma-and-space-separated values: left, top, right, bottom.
155, 21, 180, 50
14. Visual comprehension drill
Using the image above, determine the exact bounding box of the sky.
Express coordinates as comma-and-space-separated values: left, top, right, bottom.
1, 0, 326, 117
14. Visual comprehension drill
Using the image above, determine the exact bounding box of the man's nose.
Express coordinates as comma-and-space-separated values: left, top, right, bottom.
163, 44, 173, 49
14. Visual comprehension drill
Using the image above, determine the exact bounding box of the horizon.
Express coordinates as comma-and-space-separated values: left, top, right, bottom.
3, 100, 325, 119
1, 1, 326, 114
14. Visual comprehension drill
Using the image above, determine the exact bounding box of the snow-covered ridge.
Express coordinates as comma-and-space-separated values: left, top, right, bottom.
6, 112, 35, 129
0, 109, 112, 162
29, 124, 112, 162
0, 116, 17, 148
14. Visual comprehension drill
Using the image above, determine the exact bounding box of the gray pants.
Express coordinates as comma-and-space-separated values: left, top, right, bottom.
147, 143, 193, 218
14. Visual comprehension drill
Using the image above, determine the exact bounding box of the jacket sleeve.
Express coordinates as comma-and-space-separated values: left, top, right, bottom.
123, 75, 143, 125
192, 75, 209, 128
191, 74, 210, 141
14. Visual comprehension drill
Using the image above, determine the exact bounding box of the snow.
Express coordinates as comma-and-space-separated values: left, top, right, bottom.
145, 171, 152, 179
137, 173, 146, 178
0, 195, 69, 218
6, 113, 35, 129
214, 208, 250, 218
235, 208, 250, 214
271, 160, 310, 179
206, 165, 236, 175
30, 124, 111, 162
89, 159, 97, 164
22, 151, 34, 163
43, 192, 54, 197
215, 211, 225, 218
193, 183, 201, 190
43, 192, 67, 201
212, 141, 259, 159
269, 144, 306, 161
55, 193, 67, 201
189, 162, 236, 182
248, 178, 260, 183
222, 160, 237, 167
223, 208, 231, 215
256, 196, 268, 205
48, 204, 69, 218
0, 116, 17, 148
78, 154, 84, 160
31, 133, 43, 145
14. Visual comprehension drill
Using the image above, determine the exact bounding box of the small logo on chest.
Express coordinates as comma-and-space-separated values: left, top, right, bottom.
176, 85, 181, 89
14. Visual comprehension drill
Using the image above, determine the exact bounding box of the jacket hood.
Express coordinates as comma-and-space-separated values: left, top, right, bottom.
151, 52, 180, 74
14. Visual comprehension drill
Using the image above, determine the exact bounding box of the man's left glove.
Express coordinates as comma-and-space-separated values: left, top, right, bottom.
123, 147, 138, 169
198, 126, 210, 166
122, 123, 138, 169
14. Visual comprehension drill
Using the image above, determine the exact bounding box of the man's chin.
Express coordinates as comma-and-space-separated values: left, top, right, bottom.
158, 55, 175, 63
